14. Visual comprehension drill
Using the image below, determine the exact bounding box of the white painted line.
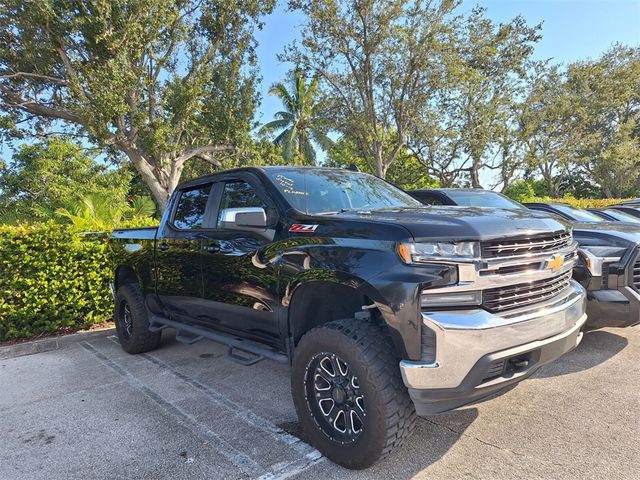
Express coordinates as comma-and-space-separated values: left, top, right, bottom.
107, 335, 320, 457
102, 335, 326, 479
80, 341, 264, 477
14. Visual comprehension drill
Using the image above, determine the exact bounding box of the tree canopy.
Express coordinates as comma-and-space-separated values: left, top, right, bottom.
0, 0, 274, 209
1, 0, 638, 209
0, 137, 133, 221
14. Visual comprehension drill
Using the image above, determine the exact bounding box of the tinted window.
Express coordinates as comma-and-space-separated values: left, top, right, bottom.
265, 169, 422, 214
553, 205, 605, 223
411, 192, 444, 205
446, 191, 525, 209
173, 184, 211, 229
217, 181, 267, 226
602, 209, 640, 223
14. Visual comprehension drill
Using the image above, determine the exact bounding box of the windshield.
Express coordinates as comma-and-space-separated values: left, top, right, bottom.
265, 169, 423, 214
603, 209, 640, 223
554, 204, 606, 223
446, 191, 525, 209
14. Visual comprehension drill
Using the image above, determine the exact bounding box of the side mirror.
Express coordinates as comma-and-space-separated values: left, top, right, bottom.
219, 207, 267, 229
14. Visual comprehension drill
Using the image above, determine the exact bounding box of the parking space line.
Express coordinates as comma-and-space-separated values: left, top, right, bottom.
80, 341, 265, 478
100, 336, 325, 479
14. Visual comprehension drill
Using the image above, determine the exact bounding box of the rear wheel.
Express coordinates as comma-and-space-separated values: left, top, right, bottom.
114, 284, 161, 354
291, 319, 416, 469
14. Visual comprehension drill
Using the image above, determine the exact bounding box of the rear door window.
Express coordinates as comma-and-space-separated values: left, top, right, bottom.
172, 184, 212, 230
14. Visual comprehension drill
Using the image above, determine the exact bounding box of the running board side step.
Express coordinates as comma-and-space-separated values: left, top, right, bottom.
149, 315, 288, 365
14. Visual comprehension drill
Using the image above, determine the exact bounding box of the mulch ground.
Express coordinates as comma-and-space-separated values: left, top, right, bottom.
0, 321, 115, 347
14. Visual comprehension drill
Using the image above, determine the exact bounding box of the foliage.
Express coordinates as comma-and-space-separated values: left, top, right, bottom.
286, 0, 459, 178
503, 183, 632, 208
179, 139, 287, 182
325, 137, 438, 189
519, 65, 572, 196
0, 222, 112, 340
55, 193, 156, 232
261, 69, 333, 164
0, 138, 131, 221
564, 45, 640, 197
411, 7, 540, 188
0, 0, 275, 209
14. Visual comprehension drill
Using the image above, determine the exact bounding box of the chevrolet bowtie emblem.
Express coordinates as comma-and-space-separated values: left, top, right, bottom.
548, 255, 565, 271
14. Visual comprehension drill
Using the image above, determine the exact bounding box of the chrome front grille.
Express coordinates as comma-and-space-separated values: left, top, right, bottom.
633, 255, 640, 291
483, 271, 573, 313
481, 231, 572, 259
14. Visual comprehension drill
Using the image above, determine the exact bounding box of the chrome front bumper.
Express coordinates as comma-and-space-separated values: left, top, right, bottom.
400, 280, 587, 415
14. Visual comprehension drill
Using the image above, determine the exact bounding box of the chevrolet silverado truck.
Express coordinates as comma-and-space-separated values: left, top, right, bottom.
410, 189, 640, 330
109, 168, 587, 469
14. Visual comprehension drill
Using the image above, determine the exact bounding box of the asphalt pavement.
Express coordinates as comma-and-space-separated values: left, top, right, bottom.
0, 325, 638, 480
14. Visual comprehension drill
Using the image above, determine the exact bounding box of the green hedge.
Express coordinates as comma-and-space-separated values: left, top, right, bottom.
0, 222, 112, 341
522, 197, 634, 209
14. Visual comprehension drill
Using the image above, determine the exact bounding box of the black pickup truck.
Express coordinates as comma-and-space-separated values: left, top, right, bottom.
109, 168, 587, 469
410, 190, 640, 330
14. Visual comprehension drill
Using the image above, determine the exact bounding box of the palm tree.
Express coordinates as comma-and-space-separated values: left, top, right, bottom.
261, 69, 333, 165
55, 194, 156, 231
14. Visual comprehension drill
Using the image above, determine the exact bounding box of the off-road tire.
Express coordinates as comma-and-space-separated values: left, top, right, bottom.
291, 319, 416, 469
114, 284, 161, 354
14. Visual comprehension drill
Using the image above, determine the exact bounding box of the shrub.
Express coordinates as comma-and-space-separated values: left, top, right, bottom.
0, 222, 113, 341
518, 196, 634, 209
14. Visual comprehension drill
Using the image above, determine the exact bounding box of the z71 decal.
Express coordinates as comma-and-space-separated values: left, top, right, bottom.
289, 224, 319, 233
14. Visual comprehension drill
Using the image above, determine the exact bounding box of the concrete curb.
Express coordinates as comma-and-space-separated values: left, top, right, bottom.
0, 328, 116, 360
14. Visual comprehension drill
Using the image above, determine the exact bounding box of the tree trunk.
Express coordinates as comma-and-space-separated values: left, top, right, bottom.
469, 160, 482, 188
374, 147, 385, 178
120, 146, 174, 212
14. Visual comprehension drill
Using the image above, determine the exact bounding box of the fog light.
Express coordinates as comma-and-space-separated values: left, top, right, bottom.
421, 290, 482, 308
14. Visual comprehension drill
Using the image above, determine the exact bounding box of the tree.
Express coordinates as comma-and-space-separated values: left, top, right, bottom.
519, 64, 572, 197
326, 136, 438, 189
0, 0, 275, 210
285, 0, 457, 178
261, 69, 332, 164
564, 45, 640, 197
408, 8, 540, 188
0, 137, 132, 221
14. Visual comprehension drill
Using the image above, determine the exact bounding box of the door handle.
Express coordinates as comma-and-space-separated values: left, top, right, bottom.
158, 243, 170, 252
204, 243, 220, 253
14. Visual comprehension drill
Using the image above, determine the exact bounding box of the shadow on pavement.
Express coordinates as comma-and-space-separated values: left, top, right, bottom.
347, 408, 479, 477
534, 329, 628, 379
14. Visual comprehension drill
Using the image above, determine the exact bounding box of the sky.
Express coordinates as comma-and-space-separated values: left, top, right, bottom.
1, 1, 638, 170
254, 0, 640, 124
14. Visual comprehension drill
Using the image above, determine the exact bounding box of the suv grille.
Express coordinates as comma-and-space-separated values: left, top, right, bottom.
481, 231, 572, 259
483, 271, 573, 313
633, 255, 640, 291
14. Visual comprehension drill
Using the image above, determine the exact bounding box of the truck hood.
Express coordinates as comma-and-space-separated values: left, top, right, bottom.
572, 222, 640, 247
339, 206, 570, 242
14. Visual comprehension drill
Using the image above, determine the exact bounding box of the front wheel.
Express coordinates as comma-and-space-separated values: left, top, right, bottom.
114, 284, 161, 354
291, 319, 416, 469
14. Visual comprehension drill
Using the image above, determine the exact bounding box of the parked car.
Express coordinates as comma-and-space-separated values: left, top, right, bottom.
609, 205, 640, 220
409, 188, 523, 208
587, 208, 640, 224
409, 191, 640, 330
617, 198, 640, 206
523, 202, 616, 224
109, 168, 588, 469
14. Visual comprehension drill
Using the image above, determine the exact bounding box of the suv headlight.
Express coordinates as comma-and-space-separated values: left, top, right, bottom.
578, 246, 628, 276
397, 241, 480, 264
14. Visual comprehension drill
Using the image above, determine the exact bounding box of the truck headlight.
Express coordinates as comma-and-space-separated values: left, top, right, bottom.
397, 241, 480, 264
578, 246, 627, 276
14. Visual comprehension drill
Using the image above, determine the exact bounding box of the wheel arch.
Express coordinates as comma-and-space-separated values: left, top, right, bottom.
114, 264, 142, 291
285, 272, 405, 358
